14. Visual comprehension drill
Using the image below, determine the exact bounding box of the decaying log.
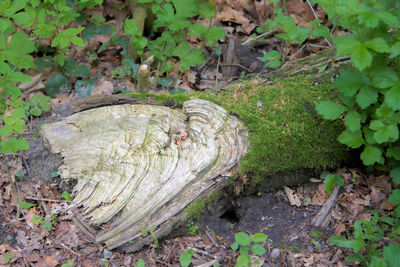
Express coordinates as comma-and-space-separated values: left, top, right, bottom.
41, 99, 248, 251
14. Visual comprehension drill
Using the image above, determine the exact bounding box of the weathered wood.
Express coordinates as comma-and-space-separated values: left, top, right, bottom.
41, 99, 248, 250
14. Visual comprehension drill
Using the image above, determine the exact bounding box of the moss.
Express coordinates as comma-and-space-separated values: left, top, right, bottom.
128, 76, 348, 190
184, 191, 225, 220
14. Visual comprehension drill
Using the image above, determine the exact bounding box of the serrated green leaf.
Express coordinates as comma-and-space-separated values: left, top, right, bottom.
390, 167, 400, 185
334, 35, 361, 55
383, 243, 400, 266
0, 125, 13, 137
334, 69, 366, 97
365, 38, 390, 53
10, 71, 31, 82
235, 232, 251, 246
251, 233, 268, 243
372, 70, 399, 88
377, 11, 398, 27
328, 236, 365, 252
358, 11, 379, 28
387, 146, 400, 160
351, 44, 371, 70
316, 101, 347, 120
251, 244, 266, 255
390, 41, 400, 58
356, 86, 378, 109
370, 120, 399, 143
179, 48, 205, 71
338, 129, 364, 148
206, 27, 225, 47
12, 11, 34, 27
344, 110, 361, 132
360, 145, 384, 165
385, 85, 400, 111
389, 189, 400, 205
236, 255, 250, 267
1, 137, 29, 153
124, 19, 141, 36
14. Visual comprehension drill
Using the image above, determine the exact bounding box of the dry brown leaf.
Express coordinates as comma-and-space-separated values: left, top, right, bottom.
93, 79, 114, 95
335, 222, 346, 236
36, 256, 59, 267
284, 186, 301, 207
52, 93, 76, 107
370, 186, 386, 205
310, 184, 327, 206
217, 7, 250, 25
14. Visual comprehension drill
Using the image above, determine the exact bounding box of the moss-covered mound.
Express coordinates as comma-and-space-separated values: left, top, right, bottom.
129, 76, 348, 190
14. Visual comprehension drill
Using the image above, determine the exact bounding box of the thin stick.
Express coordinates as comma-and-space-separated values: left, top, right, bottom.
205, 230, 219, 247
25, 196, 64, 203
49, 236, 82, 257
219, 63, 251, 73
305, 0, 332, 47
312, 185, 340, 227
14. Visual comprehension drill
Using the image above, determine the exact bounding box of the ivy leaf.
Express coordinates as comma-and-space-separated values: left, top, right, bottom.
334, 69, 366, 97
45, 72, 71, 98
75, 79, 95, 98
365, 38, 390, 53
370, 120, 399, 144
389, 189, 400, 205
356, 86, 378, 109
315, 101, 347, 120
360, 145, 384, 165
344, 110, 361, 132
64, 59, 91, 77
389, 167, 400, 185
338, 129, 364, 148
351, 44, 371, 70
385, 85, 400, 111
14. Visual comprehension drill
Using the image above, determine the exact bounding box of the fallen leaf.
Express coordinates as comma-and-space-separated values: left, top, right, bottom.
284, 186, 301, 207
334, 222, 346, 236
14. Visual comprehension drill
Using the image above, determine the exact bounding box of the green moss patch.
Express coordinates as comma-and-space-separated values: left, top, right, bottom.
128, 76, 348, 190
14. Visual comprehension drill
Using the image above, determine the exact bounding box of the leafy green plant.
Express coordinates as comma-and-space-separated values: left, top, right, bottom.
179, 248, 194, 267
230, 232, 268, 267
61, 259, 74, 267
321, 172, 344, 195
310, 0, 400, 265
136, 259, 145, 267
60, 191, 73, 201
32, 215, 52, 230
140, 225, 159, 247
122, 0, 225, 82
187, 221, 199, 235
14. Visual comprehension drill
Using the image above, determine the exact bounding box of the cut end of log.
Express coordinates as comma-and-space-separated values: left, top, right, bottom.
40, 99, 248, 251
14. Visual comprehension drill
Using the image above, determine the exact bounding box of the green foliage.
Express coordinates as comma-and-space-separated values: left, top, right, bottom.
231, 232, 268, 267
20, 200, 36, 210
187, 221, 199, 236
60, 191, 73, 201
32, 215, 53, 230
61, 259, 75, 267
122, 0, 224, 77
3, 253, 14, 263
311, 1, 400, 265
261, 50, 282, 68
323, 173, 344, 195
179, 248, 194, 267
136, 259, 145, 267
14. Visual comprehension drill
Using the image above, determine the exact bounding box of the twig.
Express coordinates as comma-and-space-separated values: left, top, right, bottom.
72, 214, 97, 241
36, 191, 51, 217
25, 196, 64, 203
49, 236, 82, 257
242, 30, 276, 47
197, 260, 219, 267
312, 185, 340, 227
164, 242, 177, 264
187, 247, 218, 259
219, 63, 251, 73
205, 229, 219, 247
305, 0, 332, 47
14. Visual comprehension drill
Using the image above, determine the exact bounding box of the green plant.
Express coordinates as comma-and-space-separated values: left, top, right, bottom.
60, 191, 73, 201
312, 0, 400, 265
136, 259, 145, 267
140, 225, 159, 247
321, 172, 344, 195
179, 248, 194, 267
32, 215, 52, 230
122, 0, 225, 84
61, 259, 74, 267
187, 221, 199, 235
230, 232, 268, 267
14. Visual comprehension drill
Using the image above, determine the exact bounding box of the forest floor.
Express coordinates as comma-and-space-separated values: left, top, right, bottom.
0, 0, 396, 266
